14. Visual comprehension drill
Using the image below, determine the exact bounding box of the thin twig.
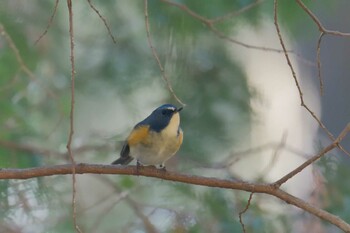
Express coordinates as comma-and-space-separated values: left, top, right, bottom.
295, 0, 350, 37
205, 141, 309, 170
273, 123, 350, 187
273, 0, 304, 103
86, 0, 117, 44
273, 0, 350, 158
88, 191, 130, 233
144, 0, 185, 106
211, 0, 264, 24
0, 164, 349, 232
66, 0, 82, 232
295, 0, 350, 96
96, 176, 159, 233
259, 133, 287, 179
316, 32, 325, 96
34, 0, 60, 45
0, 23, 36, 83
159, 0, 316, 71
160, 0, 283, 53
239, 192, 254, 233
0, 23, 56, 99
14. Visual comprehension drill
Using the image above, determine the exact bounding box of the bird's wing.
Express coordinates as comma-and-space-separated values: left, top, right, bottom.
177, 128, 183, 148
112, 125, 150, 165
120, 141, 130, 158
127, 125, 150, 146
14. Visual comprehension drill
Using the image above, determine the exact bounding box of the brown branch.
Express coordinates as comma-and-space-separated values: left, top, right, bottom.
273, 123, 350, 187
34, 0, 60, 45
258, 133, 287, 179
273, 0, 350, 158
239, 192, 254, 233
273, 0, 304, 103
207, 140, 309, 170
295, 0, 350, 96
96, 176, 159, 233
316, 32, 325, 95
295, 0, 350, 37
144, 0, 185, 106
0, 23, 56, 99
160, 0, 282, 53
88, 190, 130, 232
0, 23, 36, 83
86, 0, 117, 44
211, 0, 264, 24
66, 0, 82, 232
0, 164, 349, 232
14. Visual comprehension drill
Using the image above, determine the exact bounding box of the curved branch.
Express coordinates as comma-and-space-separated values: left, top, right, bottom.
144, 0, 185, 106
0, 164, 349, 232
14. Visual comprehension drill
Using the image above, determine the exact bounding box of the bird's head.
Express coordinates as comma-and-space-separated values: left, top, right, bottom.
141, 104, 183, 132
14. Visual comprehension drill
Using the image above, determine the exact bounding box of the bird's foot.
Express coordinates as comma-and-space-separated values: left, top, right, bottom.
136, 160, 142, 175
158, 164, 167, 172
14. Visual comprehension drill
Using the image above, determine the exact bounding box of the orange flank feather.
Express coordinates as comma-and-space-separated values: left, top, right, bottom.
127, 125, 150, 146
177, 131, 183, 149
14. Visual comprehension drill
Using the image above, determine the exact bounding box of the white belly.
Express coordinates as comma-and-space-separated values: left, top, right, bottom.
130, 129, 182, 165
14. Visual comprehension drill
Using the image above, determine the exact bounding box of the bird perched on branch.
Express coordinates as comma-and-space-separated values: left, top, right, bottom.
112, 104, 183, 170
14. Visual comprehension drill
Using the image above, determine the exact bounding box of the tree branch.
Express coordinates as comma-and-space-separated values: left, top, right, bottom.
0, 164, 349, 232
274, 0, 350, 158
34, 0, 60, 45
239, 192, 254, 233
66, 0, 82, 232
86, 0, 117, 44
144, 0, 185, 106
295, 0, 350, 97
273, 123, 350, 187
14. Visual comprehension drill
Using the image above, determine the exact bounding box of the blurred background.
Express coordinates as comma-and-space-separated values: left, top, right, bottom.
0, 0, 349, 232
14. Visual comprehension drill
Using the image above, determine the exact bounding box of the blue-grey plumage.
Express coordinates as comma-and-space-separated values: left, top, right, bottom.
111, 104, 183, 168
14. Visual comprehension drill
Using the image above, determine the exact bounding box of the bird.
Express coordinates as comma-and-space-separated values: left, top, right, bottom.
111, 104, 183, 170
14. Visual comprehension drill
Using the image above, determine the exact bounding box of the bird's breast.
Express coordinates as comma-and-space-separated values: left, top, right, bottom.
129, 112, 182, 165
161, 112, 180, 138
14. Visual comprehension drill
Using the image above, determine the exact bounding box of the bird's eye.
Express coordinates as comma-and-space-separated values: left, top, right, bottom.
162, 110, 167, 115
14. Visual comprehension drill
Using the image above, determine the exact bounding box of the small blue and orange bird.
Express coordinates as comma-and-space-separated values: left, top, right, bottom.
112, 104, 183, 169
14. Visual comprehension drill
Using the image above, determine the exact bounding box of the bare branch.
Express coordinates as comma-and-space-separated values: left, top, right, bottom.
144, 0, 185, 106
295, 0, 350, 96
239, 192, 254, 233
257, 133, 287, 179
274, 123, 350, 187
160, 0, 286, 53
273, 0, 304, 104
273, 0, 350, 158
66, 0, 82, 232
86, 0, 117, 44
34, 0, 60, 45
0, 164, 349, 232
0, 23, 57, 99
211, 0, 264, 24
295, 0, 350, 37
96, 176, 159, 233
316, 32, 325, 95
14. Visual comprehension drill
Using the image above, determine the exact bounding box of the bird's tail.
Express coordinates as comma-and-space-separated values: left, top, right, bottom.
111, 156, 133, 165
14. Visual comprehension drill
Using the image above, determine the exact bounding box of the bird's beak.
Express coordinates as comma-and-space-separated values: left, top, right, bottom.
176, 107, 183, 112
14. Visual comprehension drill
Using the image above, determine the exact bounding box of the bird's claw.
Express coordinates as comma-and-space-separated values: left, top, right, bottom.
159, 164, 167, 172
